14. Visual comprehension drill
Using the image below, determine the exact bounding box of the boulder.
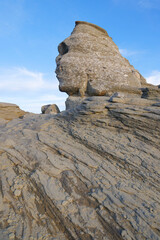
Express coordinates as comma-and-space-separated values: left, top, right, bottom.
41, 104, 60, 114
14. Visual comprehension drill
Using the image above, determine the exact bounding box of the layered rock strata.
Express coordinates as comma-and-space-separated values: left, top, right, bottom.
0, 95, 160, 240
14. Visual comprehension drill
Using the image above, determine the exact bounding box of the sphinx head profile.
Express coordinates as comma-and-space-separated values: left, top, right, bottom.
56, 21, 145, 97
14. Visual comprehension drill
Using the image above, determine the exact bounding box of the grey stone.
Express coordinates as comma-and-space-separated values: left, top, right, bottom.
65, 96, 86, 110
141, 86, 160, 100
0, 95, 160, 240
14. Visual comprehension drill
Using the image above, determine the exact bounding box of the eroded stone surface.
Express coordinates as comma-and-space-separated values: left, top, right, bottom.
0, 102, 26, 121
0, 95, 160, 240
56, 21, 147, 97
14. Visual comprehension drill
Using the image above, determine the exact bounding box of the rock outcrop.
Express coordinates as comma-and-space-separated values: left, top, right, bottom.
0, 102, 26, 121
41, 104, 60, 114
56, 21, 147, 97
0, 95, 160, 240
0, 22, 160, 240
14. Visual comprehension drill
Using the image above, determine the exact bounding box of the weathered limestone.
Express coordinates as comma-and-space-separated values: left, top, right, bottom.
0, 102, 26, 121
56, 21, 147, 97
41, 104, 60, 114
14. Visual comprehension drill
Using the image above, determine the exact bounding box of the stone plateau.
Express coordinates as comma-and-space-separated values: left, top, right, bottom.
0, 21, 160, 240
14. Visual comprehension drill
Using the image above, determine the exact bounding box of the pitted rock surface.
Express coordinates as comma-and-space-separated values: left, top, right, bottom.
56, 21, 147, 96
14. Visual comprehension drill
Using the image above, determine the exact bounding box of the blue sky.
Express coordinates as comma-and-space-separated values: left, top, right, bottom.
0, 0, 160, 113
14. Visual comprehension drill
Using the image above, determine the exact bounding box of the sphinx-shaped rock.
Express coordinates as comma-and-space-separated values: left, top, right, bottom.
0, 22, 160, 240
56, 21, 147, 97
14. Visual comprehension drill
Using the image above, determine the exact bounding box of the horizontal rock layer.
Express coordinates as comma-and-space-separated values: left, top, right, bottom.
0, 94, 160, 240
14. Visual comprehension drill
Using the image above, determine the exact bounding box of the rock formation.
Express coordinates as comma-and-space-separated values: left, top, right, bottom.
56, 21, 147, 97
0, 21, 160, 240
0, 102, 26, 121
41, 104, 60, 114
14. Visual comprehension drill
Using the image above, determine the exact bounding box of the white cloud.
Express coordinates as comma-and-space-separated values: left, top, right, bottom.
146, 71, 160, 86
0, 67, 67, 113
0, 67, 58, 91
0, 94, 67, 114
119, 48, 140, 57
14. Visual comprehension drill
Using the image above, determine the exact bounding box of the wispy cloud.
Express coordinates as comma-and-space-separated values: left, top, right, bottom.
0, 67, 57, 91
119, 48, 140, 57
0, 67, 67, 113
138, 0, 160, 9
0, 95, 67, 113
112, 0, 160, 9
146, 70, 160, 85
138, 0, 152, 8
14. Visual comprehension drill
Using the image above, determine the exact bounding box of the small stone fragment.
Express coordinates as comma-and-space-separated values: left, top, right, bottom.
9, 232, 15, 239
14, 189, 21, 197
121, 230, 132, 240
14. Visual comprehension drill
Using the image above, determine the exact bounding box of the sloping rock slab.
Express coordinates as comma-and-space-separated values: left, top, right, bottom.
0, 97, 160, 240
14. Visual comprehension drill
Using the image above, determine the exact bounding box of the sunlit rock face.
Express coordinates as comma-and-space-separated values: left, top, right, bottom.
56, 21, 146, 96
0, 102, 26, 121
